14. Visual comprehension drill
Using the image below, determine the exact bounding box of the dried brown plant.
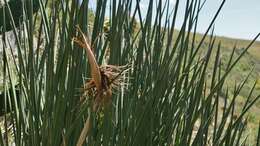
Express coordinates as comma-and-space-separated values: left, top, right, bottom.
73, 26, 129, 146
73, 26, 129, 111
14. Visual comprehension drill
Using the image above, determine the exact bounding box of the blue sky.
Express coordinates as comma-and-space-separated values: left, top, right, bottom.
87, 0, 260, 40
194, 0, 260, 40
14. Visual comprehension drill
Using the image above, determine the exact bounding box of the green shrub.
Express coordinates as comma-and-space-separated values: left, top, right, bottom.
1, 0, 260, 145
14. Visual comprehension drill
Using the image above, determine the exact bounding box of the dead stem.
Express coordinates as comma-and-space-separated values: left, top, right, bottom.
73, 25, 102, 92
76, 116, 91, 146
73, 26, 129, 111
73, 26, 129, 146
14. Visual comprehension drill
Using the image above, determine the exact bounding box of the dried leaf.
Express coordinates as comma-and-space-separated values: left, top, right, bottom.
73, 26, 102, 91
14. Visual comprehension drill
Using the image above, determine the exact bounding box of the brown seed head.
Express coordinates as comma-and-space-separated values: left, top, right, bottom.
73, 26, 129, 111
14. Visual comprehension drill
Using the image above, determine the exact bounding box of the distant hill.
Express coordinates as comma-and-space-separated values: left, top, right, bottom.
193, 33, 260, 141
170, 30, 260, 94
202, 34, 260, 98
